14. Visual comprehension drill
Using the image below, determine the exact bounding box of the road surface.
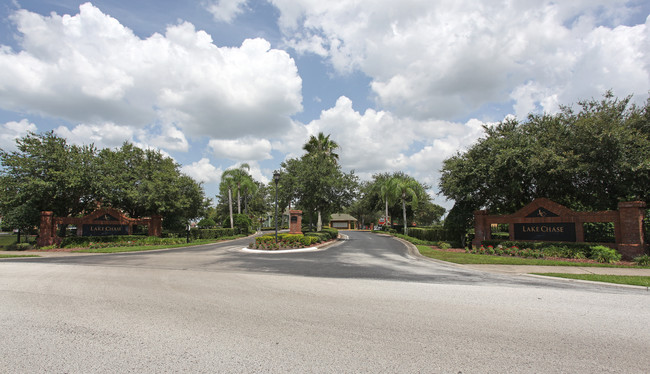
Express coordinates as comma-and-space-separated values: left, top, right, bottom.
1, 231, 648, 373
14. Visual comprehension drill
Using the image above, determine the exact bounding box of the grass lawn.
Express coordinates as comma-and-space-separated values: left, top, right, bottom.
533, 273, 650, 287
416, 245, 645, 268
66, 236, 246, 253
0, 254, 40, 258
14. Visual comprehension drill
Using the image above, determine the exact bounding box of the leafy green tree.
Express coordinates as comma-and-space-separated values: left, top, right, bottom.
0, 133, 206, 234
277, 134, 358, 231
415, 200, 446, 226
0, 131, 98, 230
95, 143, 206, 230
440, 92, 650, 214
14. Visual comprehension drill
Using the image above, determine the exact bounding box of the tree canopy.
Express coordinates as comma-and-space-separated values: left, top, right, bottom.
0, 132, 207, 231
277, 133, 358, 230
439, 92, 650, 227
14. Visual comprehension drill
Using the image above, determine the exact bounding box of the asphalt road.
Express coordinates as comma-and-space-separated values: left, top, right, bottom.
1, 231, 649, 373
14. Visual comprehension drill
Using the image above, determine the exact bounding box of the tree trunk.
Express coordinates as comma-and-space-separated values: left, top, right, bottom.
385, 199, 389, 229
317, 211, 322, 232
228, 187, 234, 229
237, 184, 241, 214
402, 197, 408, 236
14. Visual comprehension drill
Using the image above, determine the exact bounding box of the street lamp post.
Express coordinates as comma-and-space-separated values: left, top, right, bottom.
273, 171, 280, 244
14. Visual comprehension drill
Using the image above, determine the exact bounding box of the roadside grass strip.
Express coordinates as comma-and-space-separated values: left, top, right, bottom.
68, 239, 229, 253
416, 245, 642, 268
533, 273, 650, 287
0, 254, 40, 258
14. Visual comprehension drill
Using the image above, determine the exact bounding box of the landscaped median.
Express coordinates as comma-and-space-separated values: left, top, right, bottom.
248, 229, 339, 251
2, 231, 249, 254
374, 231, 650, 287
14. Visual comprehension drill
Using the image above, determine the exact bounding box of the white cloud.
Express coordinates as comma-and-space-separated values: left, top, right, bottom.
181, 158, 222, 184
54, 122, 135, 149
0, 119, 37, 152
209, 137, 273, 161
145, 125, 189, 152
205, 0, 249, 23
301, 96, 487, 178
0, 3, 302, 146
272, 0, 649, 120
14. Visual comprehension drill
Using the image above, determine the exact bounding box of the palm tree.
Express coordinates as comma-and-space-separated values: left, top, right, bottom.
379, 177, 399, 229
222, 163, 251, 214
303, 132, 339, 162
302, 132, 340, 231
220, 174, 236, 229
393, 176, 419, 236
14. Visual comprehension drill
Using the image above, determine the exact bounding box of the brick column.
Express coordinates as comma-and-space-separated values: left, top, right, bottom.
289, 210, 302, 235
616, 201, 646, 260
149, 215, 163, 237
472, 210, 489, 248
37, 211, 55, 247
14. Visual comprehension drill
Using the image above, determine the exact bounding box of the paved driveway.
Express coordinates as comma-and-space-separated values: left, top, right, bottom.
1, 231, 649, 373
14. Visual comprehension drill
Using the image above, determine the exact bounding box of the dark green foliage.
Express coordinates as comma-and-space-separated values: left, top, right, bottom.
590, 245, 622, 263
408, 226, 449, 242
440, 92, 650, 215
583, 222, 616, 243
222, 213, 252, 235
0, 133, 207, 234
197, 218, 217, 228
633, 254, 650, 266
189, 228, 236, 240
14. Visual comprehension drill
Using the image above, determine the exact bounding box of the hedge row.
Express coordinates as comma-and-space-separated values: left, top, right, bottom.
480, 240, 605, 258
408, 227, 450, 242
60, 235, 186, 248
189, 228, 236, 240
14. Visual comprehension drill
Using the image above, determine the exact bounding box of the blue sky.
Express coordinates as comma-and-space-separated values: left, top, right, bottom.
1, 0, 649, 210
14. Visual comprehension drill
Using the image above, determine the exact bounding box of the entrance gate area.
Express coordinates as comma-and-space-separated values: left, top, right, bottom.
473, 198, 646, 260
37, 208, 162, 247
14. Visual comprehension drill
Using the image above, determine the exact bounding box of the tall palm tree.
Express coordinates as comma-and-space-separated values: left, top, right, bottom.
302, 132, 340, 231
303, 132, 339, 162
379, 177, 399, 229
393, 176, 419, 236
222, 163, 251, 214
220, 174, 236, 229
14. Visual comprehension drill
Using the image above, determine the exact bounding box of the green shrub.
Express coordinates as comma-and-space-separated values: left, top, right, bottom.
222, 214, 253, 235
409, 227, 450, 242
190, 228, 236, 240
439, 242, 452, 250
197, 218, 217, 228
589, 245, 622, 263
633, 254, 650, 266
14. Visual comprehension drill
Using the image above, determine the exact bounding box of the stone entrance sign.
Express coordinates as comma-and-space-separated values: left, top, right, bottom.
473, 198, 646, 259
37, 208, 162, 247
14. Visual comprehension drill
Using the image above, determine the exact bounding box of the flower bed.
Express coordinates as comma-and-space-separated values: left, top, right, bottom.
249, 233, 332, 250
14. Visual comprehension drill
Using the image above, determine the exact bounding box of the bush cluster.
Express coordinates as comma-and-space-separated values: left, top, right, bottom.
59, 235, 187, 249
408, 226, 450, 242
189, 228, 236, 240
467, 245, 544, 258
250, 229, 339, 250
589, 245, 622, 263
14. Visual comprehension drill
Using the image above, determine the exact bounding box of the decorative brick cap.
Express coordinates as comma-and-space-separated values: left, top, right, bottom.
617, 201, 646, 209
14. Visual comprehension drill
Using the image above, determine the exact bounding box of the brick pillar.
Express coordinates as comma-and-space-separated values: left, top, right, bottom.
616, 201, 646, 260
37, 211, 55, 247
472, 210, 489, 248
149, 215, 163, 237
289, 210, 302, 235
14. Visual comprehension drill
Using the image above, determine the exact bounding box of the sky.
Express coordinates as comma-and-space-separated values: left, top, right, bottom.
0, 0, 649, 211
